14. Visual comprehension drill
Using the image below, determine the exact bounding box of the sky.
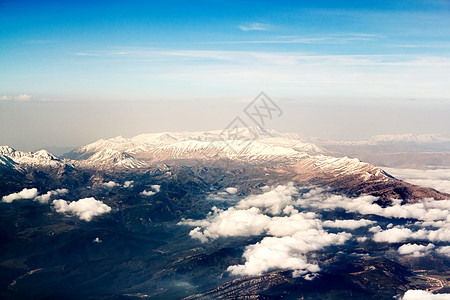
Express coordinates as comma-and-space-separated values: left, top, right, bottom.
0, 0, 449, 150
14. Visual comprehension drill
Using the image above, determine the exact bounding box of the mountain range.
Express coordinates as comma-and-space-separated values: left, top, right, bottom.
0, 128, 449, 299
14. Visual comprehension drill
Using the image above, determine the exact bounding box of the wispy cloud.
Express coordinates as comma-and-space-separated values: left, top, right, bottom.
207, 33, 383, 45
238, 22, 271, 32
1, 94, 32, 101
74, 52, 100, 56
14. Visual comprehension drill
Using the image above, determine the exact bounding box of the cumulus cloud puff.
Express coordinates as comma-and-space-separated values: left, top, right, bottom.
225, 187, 238, 195
400, 289, 450, 299
227, 230, 350, 276
373, 224, 450, 243
123, 180, 134, 188
2, 188, 39, 203
298, 188, 450, 222
140, 190, 155, 196
398, 243, 435, 257
151, 184, 161, 192
34, 188, 68, 204
236, 182, 298, 215
323, 219, 375, 230
373, 227, 427, 243
140, 184, 161, 196
180, 183, 353, 277
103, 181, 119, 188
436, 246, 450, 257
181, 183, 450, 277
52, 197, 111, 221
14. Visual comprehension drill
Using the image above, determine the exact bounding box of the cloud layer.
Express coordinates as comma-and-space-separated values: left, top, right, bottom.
384, 168, 450, 194
180, 183, 353, 277
400, 290, 450, 300
181, 182, 450, 277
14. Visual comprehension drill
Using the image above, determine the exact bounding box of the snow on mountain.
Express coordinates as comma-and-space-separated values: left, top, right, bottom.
369, 133, 449, 144
139, 140, 301, 162
77, 149, 147, 169
71, 127, 324, 161
320, 133, 450, 146
0, 153, 18, 169
0, 146, 64, 168
295, 154, 389, 182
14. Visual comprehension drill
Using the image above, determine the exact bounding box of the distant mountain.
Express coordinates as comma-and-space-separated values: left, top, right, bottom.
1, 129, 450, 300
1, 128, 448, 202
318, 133, 450, 168
0, 146, 67, 168
321, 133, 450, 146
77, 149, 147, 169
64, 127, 324, 160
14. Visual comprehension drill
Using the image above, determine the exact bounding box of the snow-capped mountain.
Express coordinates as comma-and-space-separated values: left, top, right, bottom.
0, 146, 65, 168
68, 127, 324, 160
320, 133, 450, 146
77, 149, 147, 169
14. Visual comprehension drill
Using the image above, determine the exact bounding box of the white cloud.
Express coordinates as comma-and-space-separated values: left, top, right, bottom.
400, 290, 450, 300
180, 183, 352, 277
384, 168, 450, 194
180, 183, 449, 277
151, 184, 161, 192
236, 182, 298, 215
373, 225, 450, 243
181, 207, 271, 243
238, 23, 270, 32
140, 184, 160, 196
141, 190, 155, 196
398, 243, 435, 257
323, 219, 375, 230
123, 180, 134, 188
227, 231, 350, 276
0, 94, 32, 101
52, 197, 111, 221
297, 189, 450, 222
436, 246, 450, 257
225, 187, 238, 195
2, 188, 39, 203
103, 181, 119, 188
34, 188, 68, 204
373, 227, 428, 243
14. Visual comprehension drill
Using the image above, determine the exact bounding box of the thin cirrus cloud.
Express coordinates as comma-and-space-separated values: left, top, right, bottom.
1, 94, 32, 101
64, 47, 450, 100
206, 33, 383, 44
238, 23, 271, 32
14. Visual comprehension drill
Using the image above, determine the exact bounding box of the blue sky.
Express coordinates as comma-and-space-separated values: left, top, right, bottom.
1, 0, 449, 102
1, 1, 450, 149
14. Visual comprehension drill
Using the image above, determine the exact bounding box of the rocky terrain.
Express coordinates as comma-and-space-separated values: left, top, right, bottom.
0, 128, 449, 299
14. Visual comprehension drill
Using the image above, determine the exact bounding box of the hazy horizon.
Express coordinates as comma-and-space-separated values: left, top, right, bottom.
1, 97, 450, 152
1, 0, 449, 150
